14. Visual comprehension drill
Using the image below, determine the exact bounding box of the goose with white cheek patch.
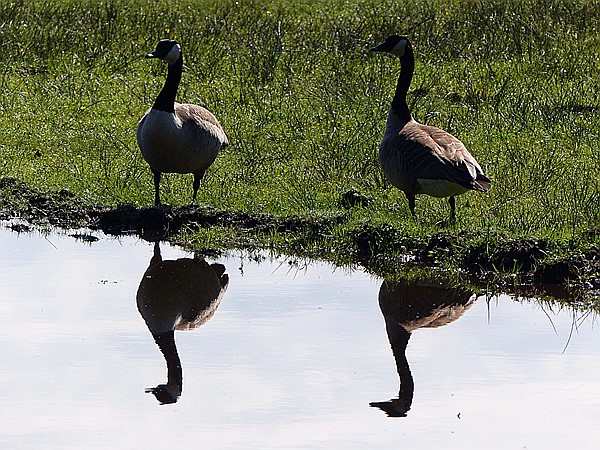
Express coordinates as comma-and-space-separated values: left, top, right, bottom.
137, 39, 229, 207
370, 35, 491, 220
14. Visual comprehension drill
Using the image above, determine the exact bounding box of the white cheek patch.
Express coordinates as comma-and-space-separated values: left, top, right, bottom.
164, 43, 181, 65
391, 40, 407, 57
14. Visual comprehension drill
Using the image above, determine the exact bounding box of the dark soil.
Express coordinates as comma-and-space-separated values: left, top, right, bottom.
1, 177, 599, 298
0, 177, 339, 239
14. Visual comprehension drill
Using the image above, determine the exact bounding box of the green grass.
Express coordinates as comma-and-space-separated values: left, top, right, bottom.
0, 0, 599, 285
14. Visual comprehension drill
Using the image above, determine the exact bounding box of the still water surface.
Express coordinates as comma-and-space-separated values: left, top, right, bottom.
0, 227, 599, 449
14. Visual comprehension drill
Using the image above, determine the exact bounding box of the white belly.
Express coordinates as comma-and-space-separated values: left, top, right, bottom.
416, 179, 469, 197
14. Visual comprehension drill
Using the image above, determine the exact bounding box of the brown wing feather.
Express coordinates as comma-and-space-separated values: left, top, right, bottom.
175, 103, 229, 147
400, 122, 490, 191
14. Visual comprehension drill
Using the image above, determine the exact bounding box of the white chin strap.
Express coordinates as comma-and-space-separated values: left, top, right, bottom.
391, 40, 407, 57
164, 43, 181, 65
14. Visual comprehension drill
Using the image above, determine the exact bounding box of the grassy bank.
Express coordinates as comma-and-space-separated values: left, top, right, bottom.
0, 0, 599, 287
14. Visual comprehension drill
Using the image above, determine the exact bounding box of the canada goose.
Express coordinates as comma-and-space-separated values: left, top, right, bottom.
370, 35, 491, 220
137, 39, 229, 207
370, 279, 477, 417
136, 242, 229, 404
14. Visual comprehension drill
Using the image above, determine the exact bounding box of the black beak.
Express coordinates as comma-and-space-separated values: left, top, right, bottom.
145, 51, 158, 59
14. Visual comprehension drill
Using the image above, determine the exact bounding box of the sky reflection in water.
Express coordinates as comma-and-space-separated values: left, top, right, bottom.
0, 227, 599, 449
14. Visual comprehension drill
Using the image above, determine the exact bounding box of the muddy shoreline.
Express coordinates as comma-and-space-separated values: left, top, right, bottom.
1, 177, 599, 299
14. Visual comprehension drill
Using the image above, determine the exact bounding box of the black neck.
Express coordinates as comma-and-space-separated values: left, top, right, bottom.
385, 321, 414, 412
154, 331, 183, 388
391, 47, 414, 122
150, 241, 163, 267
152, 56, 182, 113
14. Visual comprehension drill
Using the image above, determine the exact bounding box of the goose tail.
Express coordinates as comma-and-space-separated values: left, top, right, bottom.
472, 175, 492, 192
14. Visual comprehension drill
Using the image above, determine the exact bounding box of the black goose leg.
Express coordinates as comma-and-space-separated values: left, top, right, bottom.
153, 170, 161, 207
192, 170, 205, 205
449, 196, 456, 221
405, 193, 416, 217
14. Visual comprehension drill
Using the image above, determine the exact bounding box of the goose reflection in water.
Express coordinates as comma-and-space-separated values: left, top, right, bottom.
137, 242, 229, 404
370, 279, 477, 417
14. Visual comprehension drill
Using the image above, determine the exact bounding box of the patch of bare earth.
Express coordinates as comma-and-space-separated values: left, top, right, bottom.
1, 177, 598, 292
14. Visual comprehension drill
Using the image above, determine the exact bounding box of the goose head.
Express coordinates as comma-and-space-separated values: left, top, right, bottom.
370, 397, 412, 418
145, 381, 181, 405
146, 39, 182, 65
370, 35, 412, 58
